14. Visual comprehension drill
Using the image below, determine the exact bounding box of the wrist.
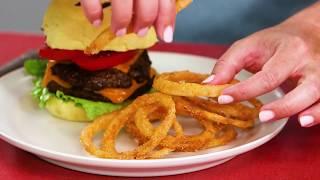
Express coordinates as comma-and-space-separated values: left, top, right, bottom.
276, 3, 320, 55
286, 2, 320, 24
282, 2, 320, 30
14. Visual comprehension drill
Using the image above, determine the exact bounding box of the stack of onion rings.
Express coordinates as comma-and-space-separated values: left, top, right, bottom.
80, 71, 262, 159
81, 93, 176, 159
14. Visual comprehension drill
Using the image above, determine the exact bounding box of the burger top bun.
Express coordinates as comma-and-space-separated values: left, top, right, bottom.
42, 0, 192, 53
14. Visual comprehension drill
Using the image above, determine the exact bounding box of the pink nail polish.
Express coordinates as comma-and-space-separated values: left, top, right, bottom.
137, 27, 149, 37
163, 26, 173, 43
202, 75, 215, 84
299, 115, 315, 127
92, 19, 102, 27
259, 110, 275, 122
116, 28, 127, 37
218, 95, 234, 104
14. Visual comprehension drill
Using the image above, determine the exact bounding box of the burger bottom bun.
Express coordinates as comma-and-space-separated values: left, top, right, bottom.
45, 96, 90, 122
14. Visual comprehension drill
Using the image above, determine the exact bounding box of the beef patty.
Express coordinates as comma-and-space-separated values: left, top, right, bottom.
47, 50, 153, 103
47, 77, 154, 103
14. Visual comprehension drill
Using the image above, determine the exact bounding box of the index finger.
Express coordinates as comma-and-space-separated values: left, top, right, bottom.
111, 0, 133, 36
80, 0, 103, 26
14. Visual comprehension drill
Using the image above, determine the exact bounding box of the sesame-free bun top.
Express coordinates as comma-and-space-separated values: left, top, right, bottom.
42, 0, 192, 53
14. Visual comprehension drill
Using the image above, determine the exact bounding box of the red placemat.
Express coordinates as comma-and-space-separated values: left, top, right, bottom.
0, 32, 319, 180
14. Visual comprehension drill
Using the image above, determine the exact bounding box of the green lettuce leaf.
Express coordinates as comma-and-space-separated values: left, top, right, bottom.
55, 91, 128, 120
25, 59, 129, 120
24, 59, 47, 78
31, 79, 128, 120
32, 78, 51, 108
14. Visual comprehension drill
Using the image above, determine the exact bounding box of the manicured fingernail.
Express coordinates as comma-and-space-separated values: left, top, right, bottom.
137, 27, 149, 37
202, 75, 215, 84
163, 26, 173, 43
92, 19, 102, 27
299, 115, 315, 127
218, 95, 234, 104
259, 110, 275, 122
116, 28, 127, 37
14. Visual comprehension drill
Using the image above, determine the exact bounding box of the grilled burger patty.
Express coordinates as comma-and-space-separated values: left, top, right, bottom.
47, 50, 154, 103
51, 64, 132, 90
47, 77, 154, 103
127, 51, 152, 83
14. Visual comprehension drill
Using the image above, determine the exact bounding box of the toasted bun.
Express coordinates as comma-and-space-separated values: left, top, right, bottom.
42, 0, 191, 52
45, 96, 90, 122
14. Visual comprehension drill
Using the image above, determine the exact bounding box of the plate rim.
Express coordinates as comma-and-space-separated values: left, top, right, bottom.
0, 51, 288, 168
0, 118, 287, 168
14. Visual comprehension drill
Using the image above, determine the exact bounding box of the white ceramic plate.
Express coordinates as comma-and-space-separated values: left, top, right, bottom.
0, 52, 287, 177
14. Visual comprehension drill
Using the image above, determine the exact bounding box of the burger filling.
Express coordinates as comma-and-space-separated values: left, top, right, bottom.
42, 50, 155, 103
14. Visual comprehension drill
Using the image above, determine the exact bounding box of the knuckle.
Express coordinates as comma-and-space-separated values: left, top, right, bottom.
289, 36, 309, 54
212, 60, 227, 74
116, 13, 132, 26
233, 85, 249, 99
277, 102, 293, 116
232, 40, 245, 48
260, 71, 279, 91
233, 36, 254, 47
139, 15, 156, 25
306, 83, 320, 100
216, 59, 228, 67
215, 60, 237, 75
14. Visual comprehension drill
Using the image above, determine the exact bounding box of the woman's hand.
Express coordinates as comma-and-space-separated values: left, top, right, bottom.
80, 0, 176, 43
203, 3, 320, 127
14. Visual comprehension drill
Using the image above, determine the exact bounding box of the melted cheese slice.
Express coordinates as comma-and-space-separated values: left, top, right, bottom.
42, 58, 156, 104
42, 61, 71, 88
114, 50, 143, 73
98, 80, 145, 103
98, 68, 156, 103
42, 50, 142, 88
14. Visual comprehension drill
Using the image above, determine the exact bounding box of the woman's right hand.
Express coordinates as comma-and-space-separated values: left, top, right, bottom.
80, 0, 176, 43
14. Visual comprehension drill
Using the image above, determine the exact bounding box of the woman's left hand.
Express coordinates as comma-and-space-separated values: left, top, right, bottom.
203, 3, 320, 127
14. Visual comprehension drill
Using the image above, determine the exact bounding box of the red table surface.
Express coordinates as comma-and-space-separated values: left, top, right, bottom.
0, 32, 319, 180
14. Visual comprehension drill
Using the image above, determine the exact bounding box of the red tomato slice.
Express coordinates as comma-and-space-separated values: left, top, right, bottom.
39, 47, 83, 60
39, 47, 138, 71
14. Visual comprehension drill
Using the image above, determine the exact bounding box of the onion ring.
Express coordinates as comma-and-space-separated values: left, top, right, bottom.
80, 92, 176, 159
85, 27, 115, 55
207, 125, 237, 148
80, 111, 119, 157
186, 97, 262, 121
128, 100, 217, 152
81, 70, 263, 159
134, 105, 184, 138
153, 71, 236, 97
173, 96, 256, 129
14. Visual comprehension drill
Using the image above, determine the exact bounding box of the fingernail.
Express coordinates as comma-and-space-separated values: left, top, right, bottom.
202, 75, 215, 84
218, 95, 234, 104
259, 110, 275, 122
116, 28, 127, 37
299, 115, 315, 127
163, 26, 173, 43
92, 19, 102, 27
137, 27, 149, 37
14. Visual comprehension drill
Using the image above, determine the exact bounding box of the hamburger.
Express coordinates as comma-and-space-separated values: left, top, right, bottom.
24, 0, 191, 121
